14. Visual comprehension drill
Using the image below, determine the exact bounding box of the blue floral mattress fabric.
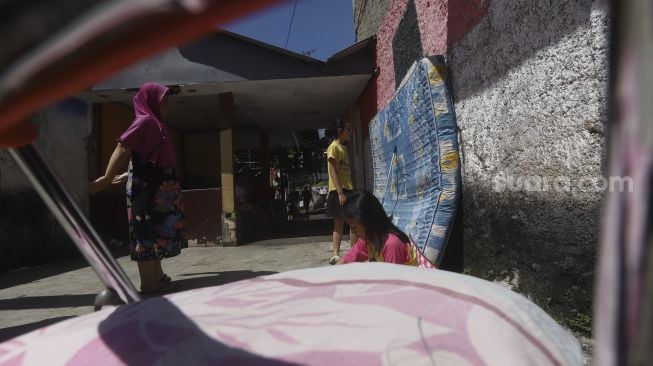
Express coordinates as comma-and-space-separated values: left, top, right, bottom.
370, 56, 461, 265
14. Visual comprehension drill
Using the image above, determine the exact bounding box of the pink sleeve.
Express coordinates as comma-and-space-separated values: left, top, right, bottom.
118, 117, 158, 157
381, 234, 409, 264
342, 239, 369, 263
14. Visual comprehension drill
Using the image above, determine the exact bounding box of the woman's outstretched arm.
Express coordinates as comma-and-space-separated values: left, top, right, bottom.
88, 143, 130, 194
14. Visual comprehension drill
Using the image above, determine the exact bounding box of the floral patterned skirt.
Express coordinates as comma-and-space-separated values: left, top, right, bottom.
126, 156, 185, 262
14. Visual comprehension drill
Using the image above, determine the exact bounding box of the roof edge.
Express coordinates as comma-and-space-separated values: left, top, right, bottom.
216, 28, 326, 66
326, 36, 376, 64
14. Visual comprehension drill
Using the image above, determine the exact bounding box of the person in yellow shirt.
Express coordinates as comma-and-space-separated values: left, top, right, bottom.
326, 119, 357, 264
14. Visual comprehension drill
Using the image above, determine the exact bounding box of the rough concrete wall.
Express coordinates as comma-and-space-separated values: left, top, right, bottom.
449, 0, 610, 322
0, 99, 92, 271
353, 0, 391, 41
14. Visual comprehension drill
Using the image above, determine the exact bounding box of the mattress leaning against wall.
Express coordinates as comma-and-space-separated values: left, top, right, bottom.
370, 56, 461, 265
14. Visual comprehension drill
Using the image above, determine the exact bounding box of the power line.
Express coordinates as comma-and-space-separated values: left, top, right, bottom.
284, 0, 298, 49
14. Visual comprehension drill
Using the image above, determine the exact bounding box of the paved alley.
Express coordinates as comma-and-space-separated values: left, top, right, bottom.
0, 216, 348, 342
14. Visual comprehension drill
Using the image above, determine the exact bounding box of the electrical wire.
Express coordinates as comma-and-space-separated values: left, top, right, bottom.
284, 0, 298, 49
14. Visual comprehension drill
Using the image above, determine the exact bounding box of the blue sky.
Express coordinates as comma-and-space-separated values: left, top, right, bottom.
224, 0, 356, 61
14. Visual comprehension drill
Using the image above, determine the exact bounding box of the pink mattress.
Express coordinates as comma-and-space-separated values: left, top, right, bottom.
0, 263, 581, 365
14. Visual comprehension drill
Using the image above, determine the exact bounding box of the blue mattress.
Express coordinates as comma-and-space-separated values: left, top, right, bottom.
369, 56, 461, 265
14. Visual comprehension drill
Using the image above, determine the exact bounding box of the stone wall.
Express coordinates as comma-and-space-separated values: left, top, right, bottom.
0, 99, 92, 271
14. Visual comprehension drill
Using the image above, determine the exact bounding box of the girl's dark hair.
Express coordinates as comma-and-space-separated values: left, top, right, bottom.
330, 118, 349, 140
335, 118, 348, 130
342, 190, 409, 257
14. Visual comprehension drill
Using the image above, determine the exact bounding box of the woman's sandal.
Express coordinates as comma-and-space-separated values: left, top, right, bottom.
141, 279, 176, 295
160, 274, 172, 283
329, 255, 340, 265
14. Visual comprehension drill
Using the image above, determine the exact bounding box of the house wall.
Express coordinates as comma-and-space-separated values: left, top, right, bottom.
0, 99, 92, 271
267, 130, 298, 150
354, 0, 609, 324
182, 132, 221, 189
343, 104, 365, 190
96, 103, 133, 193
93, 102, 225, 245
88, 102, 133, 247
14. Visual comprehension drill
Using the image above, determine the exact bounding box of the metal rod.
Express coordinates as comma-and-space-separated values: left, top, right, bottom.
9, 144, 140, 304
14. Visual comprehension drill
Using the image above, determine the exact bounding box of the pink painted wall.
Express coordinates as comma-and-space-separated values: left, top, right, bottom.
358, 77, 377, 140
368, 0, 489, 111
447, 0, 491, 47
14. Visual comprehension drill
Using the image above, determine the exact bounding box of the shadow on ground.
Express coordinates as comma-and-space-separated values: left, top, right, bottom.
169, 270, 278, 293
0, 294, 97, 310
0, 257, 90, 291
0, 316, 76, 343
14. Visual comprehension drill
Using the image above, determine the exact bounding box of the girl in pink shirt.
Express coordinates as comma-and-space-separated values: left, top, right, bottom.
338, 191, 417, 265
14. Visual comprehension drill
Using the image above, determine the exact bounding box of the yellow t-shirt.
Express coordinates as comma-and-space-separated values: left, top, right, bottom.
327, 139, 353, 192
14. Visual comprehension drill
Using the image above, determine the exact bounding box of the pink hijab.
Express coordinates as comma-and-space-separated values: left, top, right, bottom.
119, 82, 177, 168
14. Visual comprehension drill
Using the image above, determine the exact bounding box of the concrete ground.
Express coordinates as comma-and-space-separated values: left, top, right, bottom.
0, 214, 593, 364
0, 214, 349, 343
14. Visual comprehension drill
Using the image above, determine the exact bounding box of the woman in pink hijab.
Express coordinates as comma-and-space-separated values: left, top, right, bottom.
89, 82, 184, 294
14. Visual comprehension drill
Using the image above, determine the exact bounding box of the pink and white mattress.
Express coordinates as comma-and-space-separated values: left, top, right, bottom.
0, 264, 581, 365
